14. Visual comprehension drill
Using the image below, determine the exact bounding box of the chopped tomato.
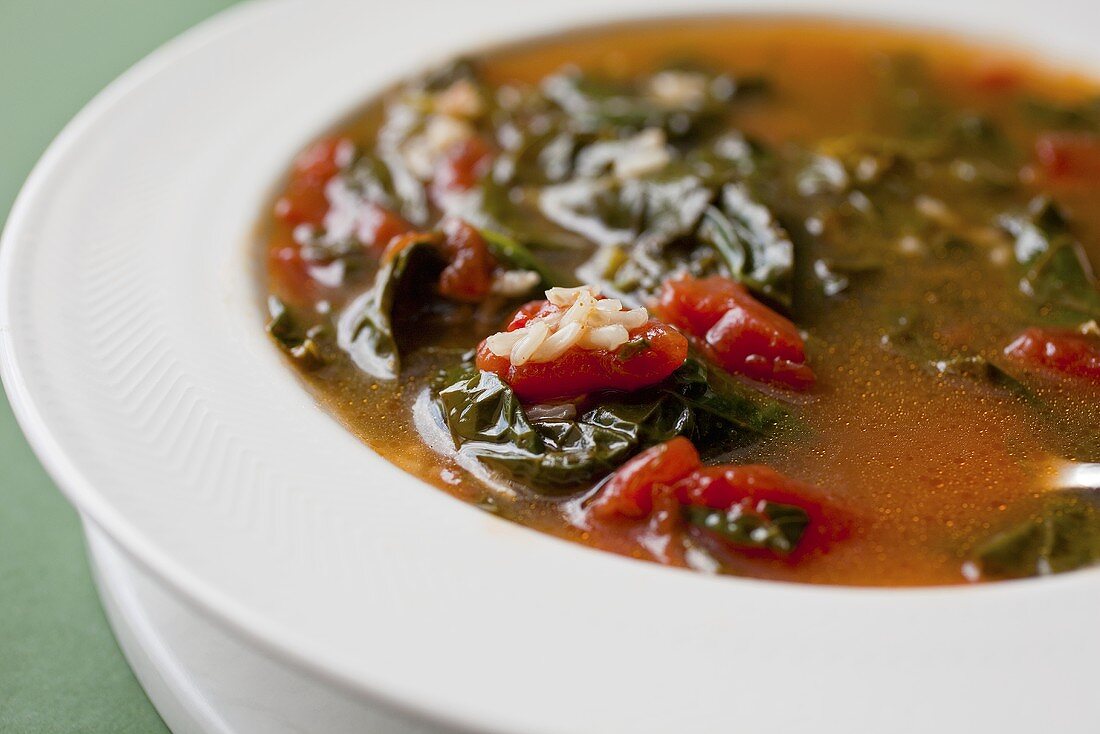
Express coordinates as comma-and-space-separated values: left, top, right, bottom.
1003, 327, 1100, 382
438, 218, 496, 302
1034, 132, 1100, 182
657, 275, 814, 390
432, 136, 494, 202
505, 300, 549, 331
475, 304, 689, 403
972, 64, 1023, 93
268, 245, 314, 305
273, 137, 350, 227
381, 220, 494, 303
357, 203, 414, 254
293, 137, 347, 181
674, 465, 847, 558
587, 438, 847, 558
588, 438, 701, 521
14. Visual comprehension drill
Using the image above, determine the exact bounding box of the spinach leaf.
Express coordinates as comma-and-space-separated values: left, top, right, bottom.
479, 228, 572, 289
337, 236, 441, 379
930, 355, 1039, 406
419, 56, 480, 92
685, 501, 809, 555
538, 173, 712, 251
875, 54, 943, 137
881, 313, 1039, 404
266, 297, 327, 370
538, 177, 640, 248
1023, 243, 1100, 320
437, 369, 634, 488
1020, 96, 1100, 132
634, 175, 715, 249
698, 184, 795, 308
687, 132, 769, 186
662, 356, 791, 439
340, 153, 400, 211
965, 493, 1100, 580
476, 420, 637, 488
435, 357, 792, 490
540, 68, 734, 138
999, 197, 1100, 321
470, 172, 595, 252
583, 396, 695, 446
812, 255, 883, 297
437, 368, 542, 451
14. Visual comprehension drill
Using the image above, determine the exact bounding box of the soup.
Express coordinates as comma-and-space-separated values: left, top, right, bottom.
261, 18, 1100, 586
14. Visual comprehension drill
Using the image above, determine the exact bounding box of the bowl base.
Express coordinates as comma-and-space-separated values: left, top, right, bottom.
84, 522, 449, 734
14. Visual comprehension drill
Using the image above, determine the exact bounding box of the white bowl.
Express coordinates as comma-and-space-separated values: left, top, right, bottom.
4, 0, 1100, 732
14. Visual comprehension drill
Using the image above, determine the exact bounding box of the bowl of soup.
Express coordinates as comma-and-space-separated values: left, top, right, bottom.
263, 16, 1100, 586
3, 0, 1100, 731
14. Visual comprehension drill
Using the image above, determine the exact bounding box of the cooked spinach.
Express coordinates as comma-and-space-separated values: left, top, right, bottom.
340, 153, 400, 211
635, 175, 716, 249
437, 368, 541, 451
663, 356, 792, 439
334, 224, 565, 381
419, 56, 480, 92
437, 368, 634, 488
540, 67, 733, 138
337, 236, 441, 379
1000, 197, 1100, 322
479, 228, 572, 289
812, 255, 883, 297
266, 297, 327, 371
698, 184, 795, 308
539, 172, 712, 251
686, 501, 810, 555
881, 312, 1039, 403
930, 355, 1039, 405
1020, 96, 1100, 132
966, 493, 1100, 580
435, 357, 792, 490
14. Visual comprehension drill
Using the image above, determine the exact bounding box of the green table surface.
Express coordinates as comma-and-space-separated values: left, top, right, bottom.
0, 3, 239, 731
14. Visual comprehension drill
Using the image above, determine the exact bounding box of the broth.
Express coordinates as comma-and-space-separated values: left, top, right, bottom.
261, 17, 1100, 586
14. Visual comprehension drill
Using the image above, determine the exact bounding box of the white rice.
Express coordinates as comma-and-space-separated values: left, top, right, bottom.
486, 285, 648, 364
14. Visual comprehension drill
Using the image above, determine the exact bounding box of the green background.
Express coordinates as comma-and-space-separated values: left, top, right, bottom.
0, 2, 238, 731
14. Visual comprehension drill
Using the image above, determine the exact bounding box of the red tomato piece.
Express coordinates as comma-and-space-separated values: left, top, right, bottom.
357, 203, 414, 254
657, 275, 814, 390
675, 465, 820, 513
673, 465, 847, 557
438, 218, 496, 302
475, 305, 689, 403
431, 137, 494, 202
268, 245, 314, 305
1003, 327, 1100, 382
972, 64, 1023, 93
1034, 132, 1100, 182
273, 137, 350, 227
656, 273, 744, 335
588, 438, 701, 521
587, 437, 849, 558
505, 300, 550, 331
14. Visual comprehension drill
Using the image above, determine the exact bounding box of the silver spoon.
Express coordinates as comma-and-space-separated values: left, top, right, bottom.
1058, 462, 1100, 490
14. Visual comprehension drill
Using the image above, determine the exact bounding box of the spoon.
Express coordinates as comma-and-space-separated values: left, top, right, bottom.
1058, 462, 1100, 491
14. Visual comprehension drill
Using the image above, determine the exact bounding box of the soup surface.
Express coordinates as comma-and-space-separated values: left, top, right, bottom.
261, 18, 1100, 586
